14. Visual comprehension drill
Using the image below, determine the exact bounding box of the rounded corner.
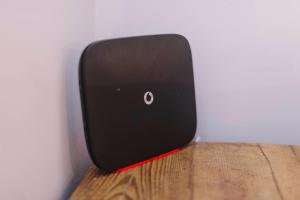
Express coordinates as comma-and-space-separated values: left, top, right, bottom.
172, 34, 190, 45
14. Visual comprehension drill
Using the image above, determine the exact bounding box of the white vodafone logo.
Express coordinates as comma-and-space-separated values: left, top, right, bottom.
144, 91, 154, 105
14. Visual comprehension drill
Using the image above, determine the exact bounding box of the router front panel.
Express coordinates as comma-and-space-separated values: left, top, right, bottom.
79, 34, 197, 171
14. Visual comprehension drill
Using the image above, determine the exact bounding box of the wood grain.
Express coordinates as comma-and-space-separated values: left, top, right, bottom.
70, 143, 300, 200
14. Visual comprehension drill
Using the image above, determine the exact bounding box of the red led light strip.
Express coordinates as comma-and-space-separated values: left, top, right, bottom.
115, 148, 181, 172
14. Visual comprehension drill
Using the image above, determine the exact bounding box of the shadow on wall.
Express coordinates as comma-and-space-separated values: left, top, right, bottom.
62, 48, 91, 199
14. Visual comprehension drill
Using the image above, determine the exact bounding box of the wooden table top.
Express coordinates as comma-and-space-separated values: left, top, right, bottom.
70, 143, 300, 200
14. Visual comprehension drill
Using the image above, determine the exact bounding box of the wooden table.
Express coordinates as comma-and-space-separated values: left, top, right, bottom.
70, 143, 300, 200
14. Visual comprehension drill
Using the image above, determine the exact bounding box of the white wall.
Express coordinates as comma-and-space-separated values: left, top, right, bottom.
95, 0, 300, 145
0, 0, 93, 199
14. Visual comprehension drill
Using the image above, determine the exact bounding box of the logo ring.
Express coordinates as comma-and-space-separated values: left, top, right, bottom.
144, 91, 154, 105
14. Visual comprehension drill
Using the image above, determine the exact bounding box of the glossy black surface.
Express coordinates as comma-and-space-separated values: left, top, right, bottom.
79, 34, 197, 171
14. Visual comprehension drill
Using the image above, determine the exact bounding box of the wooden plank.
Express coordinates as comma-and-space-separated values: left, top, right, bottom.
290, 145, 300, 161
70, 143, 300, 200
192, 143, 282, 200
258, 144, 300, 200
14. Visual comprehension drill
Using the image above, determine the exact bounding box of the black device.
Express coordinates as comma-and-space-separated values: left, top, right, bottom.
79, 34, 197, 172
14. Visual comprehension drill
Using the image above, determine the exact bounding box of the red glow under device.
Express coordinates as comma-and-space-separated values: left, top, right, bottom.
79, 34, 197, 172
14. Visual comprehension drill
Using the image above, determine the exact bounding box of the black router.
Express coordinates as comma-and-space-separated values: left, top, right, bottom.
79, 34, 197, 172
